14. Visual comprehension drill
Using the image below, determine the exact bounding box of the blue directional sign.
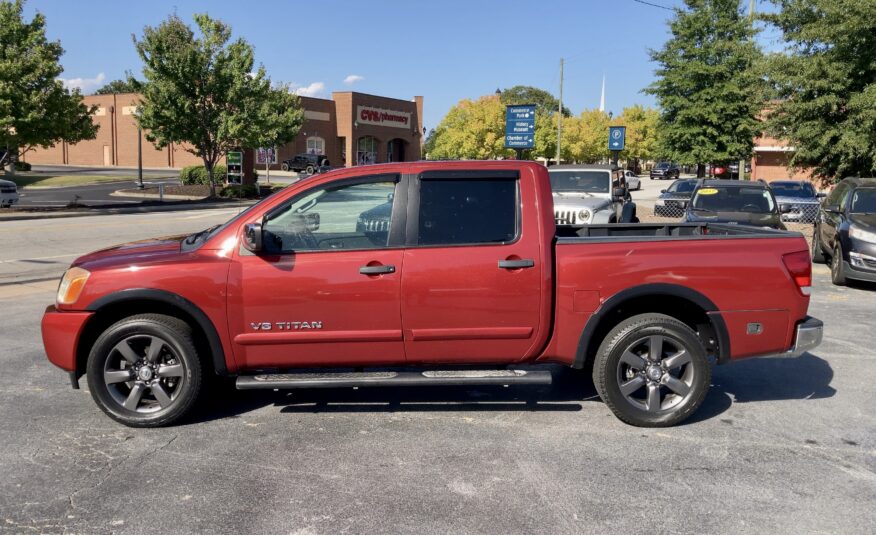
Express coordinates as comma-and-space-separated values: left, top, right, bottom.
608, 126, 626, 151
505, 104, 536, 149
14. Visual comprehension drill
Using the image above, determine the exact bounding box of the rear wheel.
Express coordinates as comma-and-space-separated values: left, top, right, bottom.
305, 164, 316, 176
831, 243, 847, 286
86, 314, 203, 427
593, 313, 711, 427
281, 162, 290, 172
811, 226, 826, 263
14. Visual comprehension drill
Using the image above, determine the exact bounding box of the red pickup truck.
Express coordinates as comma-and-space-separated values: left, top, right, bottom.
42, 161, 822, 428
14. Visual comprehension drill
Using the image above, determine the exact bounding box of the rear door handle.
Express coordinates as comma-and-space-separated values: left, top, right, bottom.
359, 264, 396, 275
498, 259, 535, 269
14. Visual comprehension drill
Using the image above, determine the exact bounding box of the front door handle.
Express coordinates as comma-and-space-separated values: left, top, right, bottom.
498, 259, 535, 269
359, 264, 396, 275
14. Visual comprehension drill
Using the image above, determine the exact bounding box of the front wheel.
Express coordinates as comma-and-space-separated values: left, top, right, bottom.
592, 313, 711, 427
281, 163, 290, 172
86, 314, 204, 427
811, 226, 826, 263
831, 243, 847, 286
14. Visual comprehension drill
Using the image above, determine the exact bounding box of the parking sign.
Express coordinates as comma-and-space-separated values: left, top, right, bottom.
608, 126, 626, 151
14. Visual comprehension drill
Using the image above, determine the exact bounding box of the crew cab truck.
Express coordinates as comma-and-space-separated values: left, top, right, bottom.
41, 161, 823, 428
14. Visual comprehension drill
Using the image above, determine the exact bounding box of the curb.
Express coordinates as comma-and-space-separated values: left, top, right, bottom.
0, 200, 256, 221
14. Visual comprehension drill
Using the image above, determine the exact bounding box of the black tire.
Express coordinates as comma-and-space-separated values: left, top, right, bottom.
281, 163, 290, 172
305, 164, 315, 176
592, 313, 711, 427
86, 314, 204, 428
811, 226, 826, 263
831, 243, 847, 286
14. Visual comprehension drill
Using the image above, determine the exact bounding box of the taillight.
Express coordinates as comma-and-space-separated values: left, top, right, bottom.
782, 250, 812, 295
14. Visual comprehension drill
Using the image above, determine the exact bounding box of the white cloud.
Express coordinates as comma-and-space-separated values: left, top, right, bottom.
58, 72, 106, 93
343, 74, 364, 85
291, 81, 326, 97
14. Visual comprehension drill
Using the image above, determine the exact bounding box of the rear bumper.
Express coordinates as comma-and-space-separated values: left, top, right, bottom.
780, 316, 823, 358
41, 305, 93, 373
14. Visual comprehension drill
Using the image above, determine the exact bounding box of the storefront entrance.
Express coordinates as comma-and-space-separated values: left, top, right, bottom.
386, 138, 407, 163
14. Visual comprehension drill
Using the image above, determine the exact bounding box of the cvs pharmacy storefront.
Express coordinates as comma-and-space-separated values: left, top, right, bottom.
334, 92, 424, 167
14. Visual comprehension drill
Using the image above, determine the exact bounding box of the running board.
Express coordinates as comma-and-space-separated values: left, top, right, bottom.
235, 369, 552, 390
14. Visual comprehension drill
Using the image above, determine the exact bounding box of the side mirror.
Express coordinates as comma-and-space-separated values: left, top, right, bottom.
780, 205, 792, 214
242, 222, 263, 253
823, 204, 840, 214
660, 189, 667, 193
612, 186, 627, 200
816, 192, 827, 199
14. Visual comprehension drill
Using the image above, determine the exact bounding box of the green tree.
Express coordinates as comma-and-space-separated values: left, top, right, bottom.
646, 0, 763, 176
565, 109, 612, 164
427, 95, 513, 160
133, 13, 304, 194
0, 0, 97, 173
94, 74, 142, 95
762, 0, 876, 182
499, 85, 571, 117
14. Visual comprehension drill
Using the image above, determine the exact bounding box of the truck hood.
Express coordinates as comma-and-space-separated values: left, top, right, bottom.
552, 192, 611, 208
73, 235, 187, 270
774, 196, 819, 205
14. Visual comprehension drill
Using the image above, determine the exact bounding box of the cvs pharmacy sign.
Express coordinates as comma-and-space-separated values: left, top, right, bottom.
357, 105, 411, 129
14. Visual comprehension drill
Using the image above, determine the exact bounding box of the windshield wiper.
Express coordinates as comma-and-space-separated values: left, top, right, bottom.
185, 224, 221, 244
691, 207, 716, 213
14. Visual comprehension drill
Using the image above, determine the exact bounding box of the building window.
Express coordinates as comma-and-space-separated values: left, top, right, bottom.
357, 136, 378, 165
306, 136, 325, 155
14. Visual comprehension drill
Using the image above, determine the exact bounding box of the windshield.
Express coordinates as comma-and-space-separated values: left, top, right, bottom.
770, 182, 813, 198
691, 186, 776, 214
549, 171, 610, 193
655, 162, 670, 169
850, 188, 876, 213
668, 180, 697, 193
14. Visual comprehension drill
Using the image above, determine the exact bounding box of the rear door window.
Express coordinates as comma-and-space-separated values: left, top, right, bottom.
416, 178, 518, 246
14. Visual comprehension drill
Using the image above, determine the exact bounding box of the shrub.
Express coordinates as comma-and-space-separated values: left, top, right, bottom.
14, 161, 31, 171
180, 164, 227, 185
219, 184, 259, 199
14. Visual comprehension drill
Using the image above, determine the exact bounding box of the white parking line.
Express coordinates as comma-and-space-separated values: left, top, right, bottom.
0, 253, 80, 264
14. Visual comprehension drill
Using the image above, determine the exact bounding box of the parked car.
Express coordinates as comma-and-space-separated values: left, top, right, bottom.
281, 153, 330, 175
41, 161, 821, 429
683, 179, 787, 230
654, 178, 698, 217
0, 178, 19, 208
624, 170, 641, 191
549, 164, 637, 225
811, 177, 876, 285
728, 162, 752, 179
650, 161, 681, 180
769, 180, 823, 223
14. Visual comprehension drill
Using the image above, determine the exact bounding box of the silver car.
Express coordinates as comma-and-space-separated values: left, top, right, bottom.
548, 165, 635, 225
769, 180, 823, 223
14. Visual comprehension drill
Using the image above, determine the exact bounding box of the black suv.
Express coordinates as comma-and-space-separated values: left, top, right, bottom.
650, 161, 681, 180
683, 179, 786, 230
281, 153, 330, 175
812, 177, 876, 286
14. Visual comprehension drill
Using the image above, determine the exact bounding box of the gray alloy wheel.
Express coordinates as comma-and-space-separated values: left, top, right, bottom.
87, 314, 203, 427
593, 313, 711, 427
831, 243, 847, 286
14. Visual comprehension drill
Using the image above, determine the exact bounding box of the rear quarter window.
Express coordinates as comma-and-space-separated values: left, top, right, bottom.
417, 178, 518, 246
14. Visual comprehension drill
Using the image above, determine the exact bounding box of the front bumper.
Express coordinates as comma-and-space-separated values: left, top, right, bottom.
781, 316, 823, 358
41, 305, 93, 373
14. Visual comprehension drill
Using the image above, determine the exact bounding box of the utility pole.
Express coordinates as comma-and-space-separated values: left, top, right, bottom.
557, 58, 564, 165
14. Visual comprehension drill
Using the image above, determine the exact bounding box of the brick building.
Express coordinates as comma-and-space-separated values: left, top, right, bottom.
751, 132, 811, 183
23, 91, 424, 171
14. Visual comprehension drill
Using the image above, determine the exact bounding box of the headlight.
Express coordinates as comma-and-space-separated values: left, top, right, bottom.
655, 199, 665, 206
850, 226, 876, 243
57, 267, 90, 305
577, 209, 592, 222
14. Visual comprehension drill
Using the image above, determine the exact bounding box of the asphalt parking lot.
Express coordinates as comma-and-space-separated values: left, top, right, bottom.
1, 208, 875, 534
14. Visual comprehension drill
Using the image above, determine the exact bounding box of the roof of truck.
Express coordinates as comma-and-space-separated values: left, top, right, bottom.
548, 164, 616, 171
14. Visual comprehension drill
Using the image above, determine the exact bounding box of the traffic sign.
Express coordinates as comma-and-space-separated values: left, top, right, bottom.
608, 126, 626, 151
505, 104, 536, 149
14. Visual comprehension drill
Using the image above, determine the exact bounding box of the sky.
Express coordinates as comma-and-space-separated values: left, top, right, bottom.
26, 0, 767, 131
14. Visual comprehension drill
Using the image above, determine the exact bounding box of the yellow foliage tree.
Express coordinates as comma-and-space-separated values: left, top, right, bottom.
427, 95, 513, 160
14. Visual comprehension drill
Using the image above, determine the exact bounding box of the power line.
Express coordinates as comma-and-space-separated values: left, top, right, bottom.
631, 0, 674, 11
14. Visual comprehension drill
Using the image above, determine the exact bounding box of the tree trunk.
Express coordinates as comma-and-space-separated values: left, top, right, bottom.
204, 159, 216, 198
696, 164, 706, 178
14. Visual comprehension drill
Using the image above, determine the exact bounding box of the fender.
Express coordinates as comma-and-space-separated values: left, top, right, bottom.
574, 283, 731, 368
85, 289, 229, 375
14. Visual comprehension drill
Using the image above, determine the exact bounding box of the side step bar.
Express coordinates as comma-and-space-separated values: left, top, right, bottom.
236, 369, 552, 390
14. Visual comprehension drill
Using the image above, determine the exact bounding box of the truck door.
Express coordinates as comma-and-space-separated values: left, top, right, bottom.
227, 174, 407, 369
400, 169, 546, 364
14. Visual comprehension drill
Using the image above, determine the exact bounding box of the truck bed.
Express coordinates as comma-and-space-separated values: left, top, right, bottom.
556, 222, 797, 241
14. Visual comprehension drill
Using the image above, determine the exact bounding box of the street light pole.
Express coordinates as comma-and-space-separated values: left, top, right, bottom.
557, 57, 564, 165
137, 126, 143, 189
